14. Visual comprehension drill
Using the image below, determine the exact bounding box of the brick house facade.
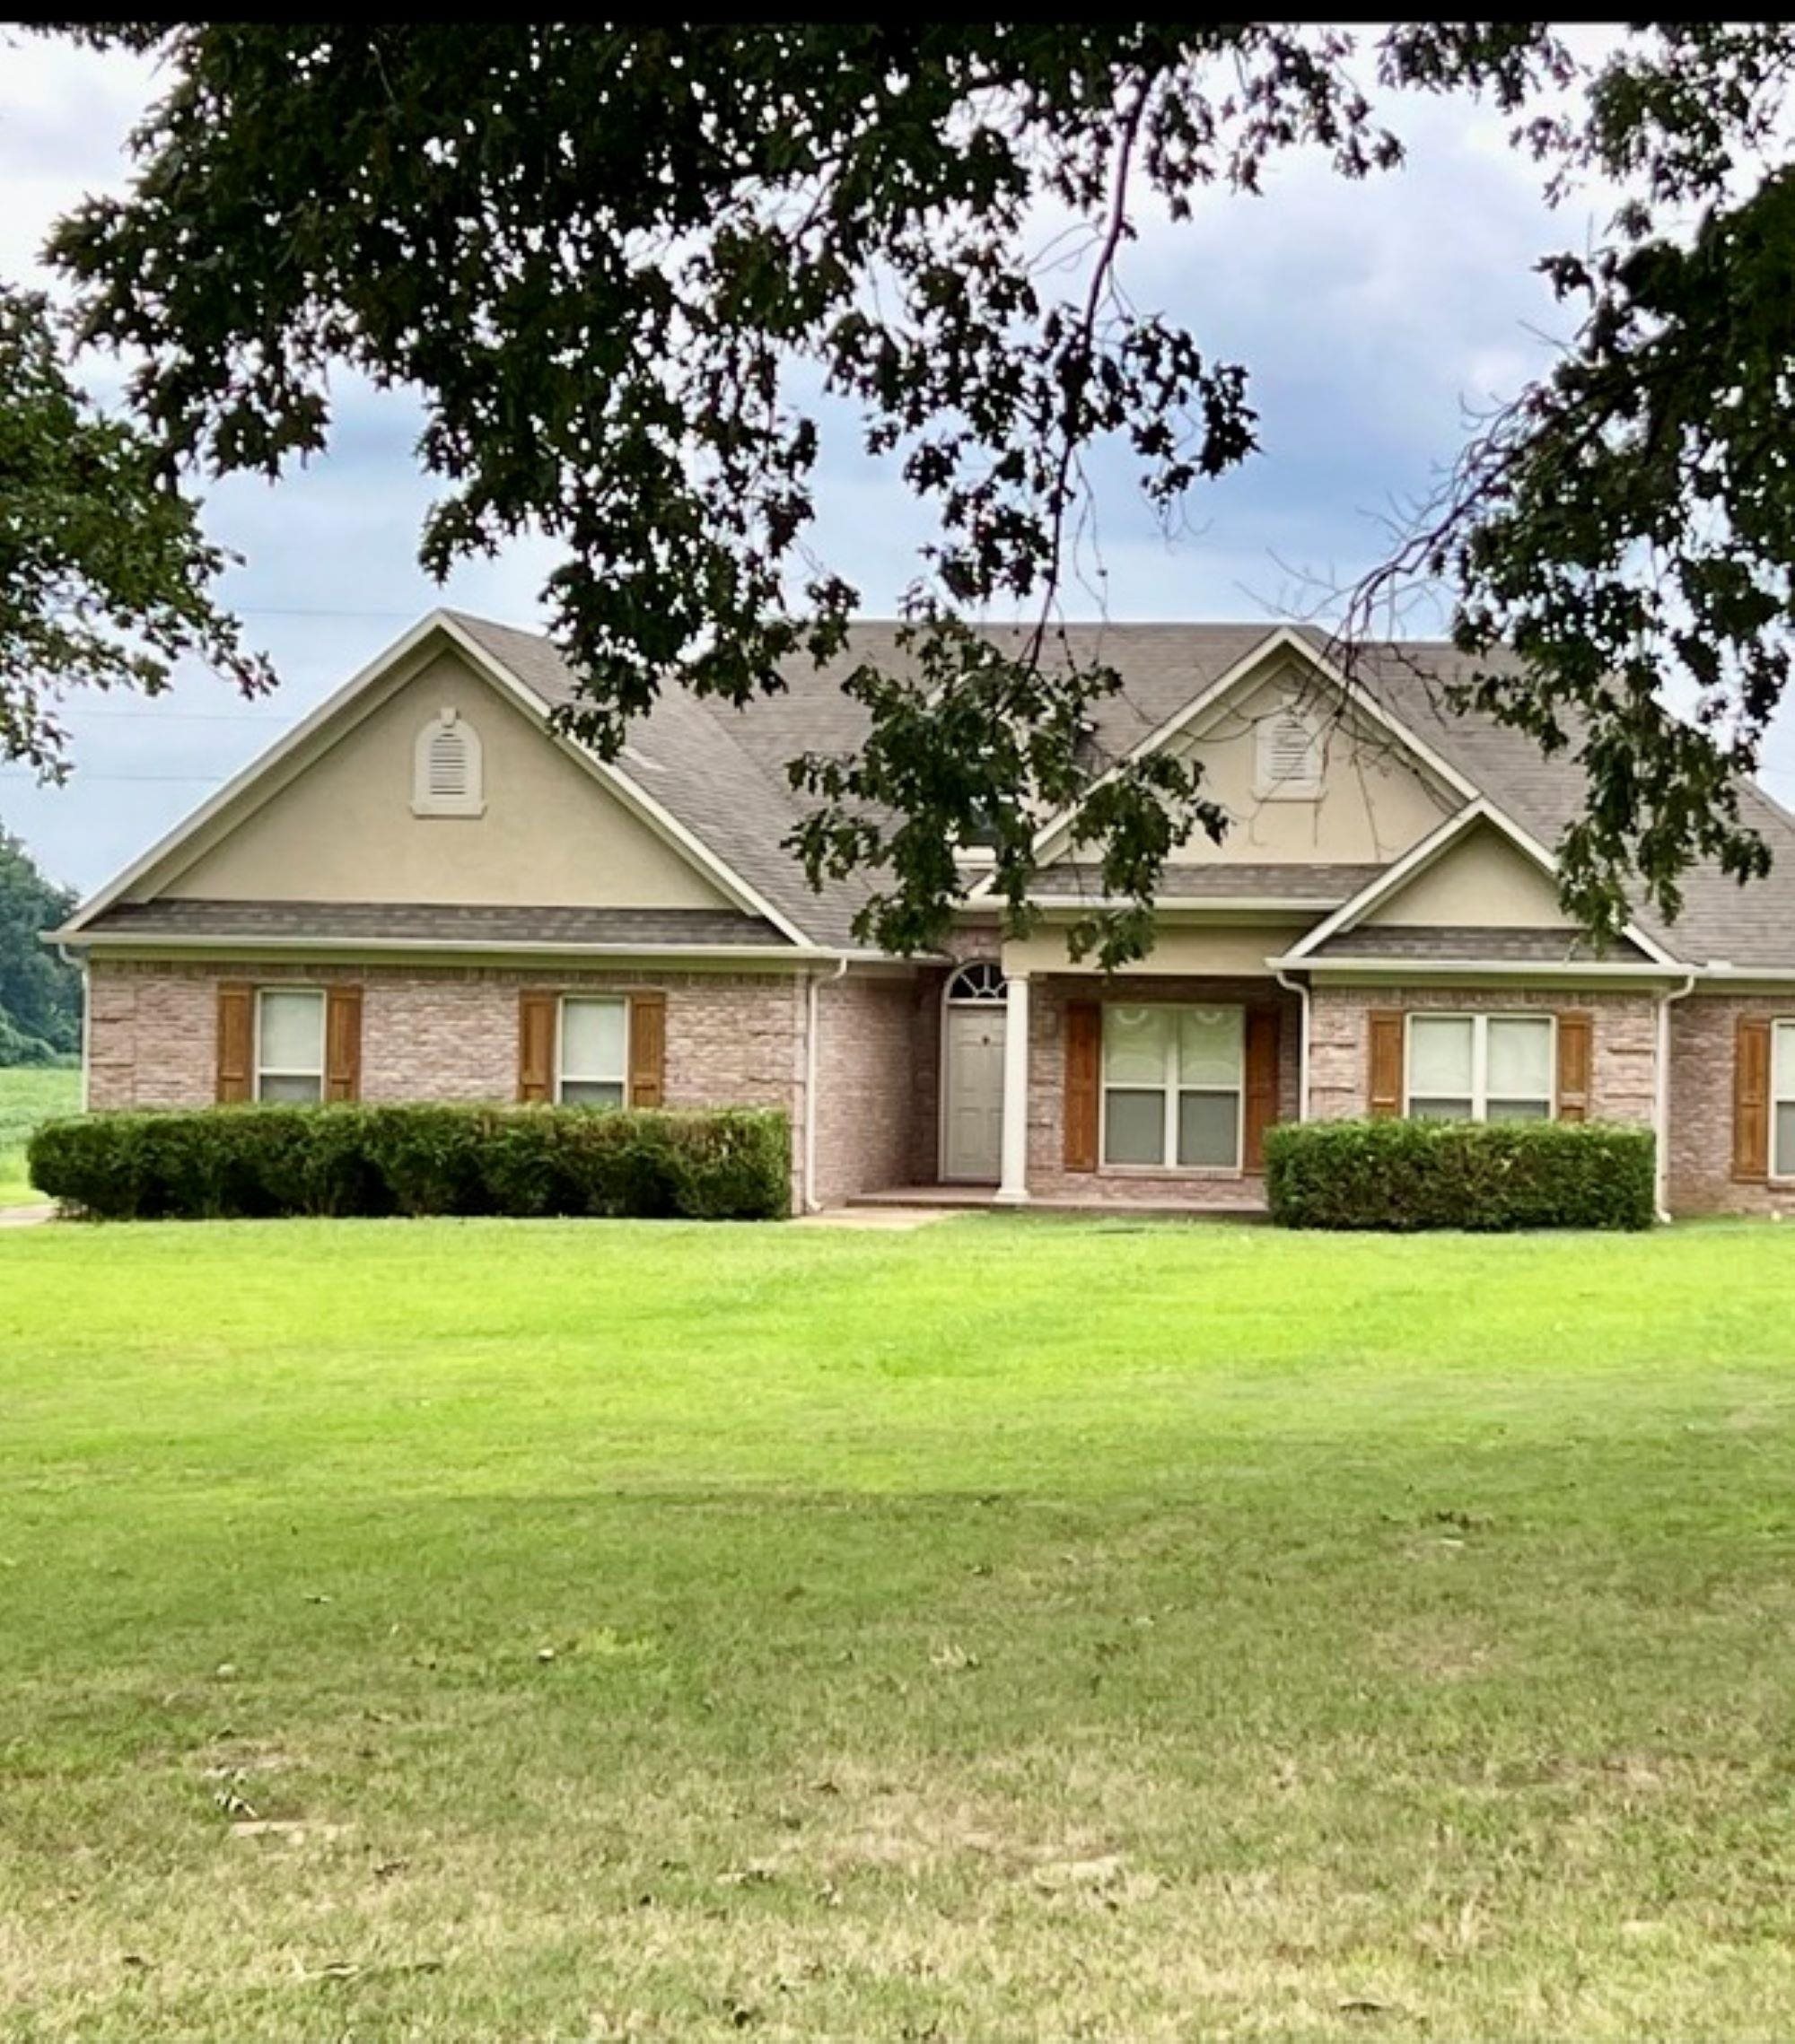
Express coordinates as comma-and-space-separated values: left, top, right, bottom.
55, 609, 1795, 1223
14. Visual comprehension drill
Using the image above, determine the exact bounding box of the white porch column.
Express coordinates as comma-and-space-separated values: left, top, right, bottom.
995, 970, 1031, 1205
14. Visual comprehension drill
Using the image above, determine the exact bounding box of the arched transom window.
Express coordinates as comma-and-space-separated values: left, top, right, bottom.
946, 961, 1008, 1004
412, 707, 485, 817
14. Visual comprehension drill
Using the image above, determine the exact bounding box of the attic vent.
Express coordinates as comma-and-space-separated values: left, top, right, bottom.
412, 708, 485, 817
1256, 704, 1323, 799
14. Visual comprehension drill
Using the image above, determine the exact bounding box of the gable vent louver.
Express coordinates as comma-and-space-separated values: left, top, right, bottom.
428, 723, 471, 799
413, 707, 485, 816
1258, 706, 1322, 798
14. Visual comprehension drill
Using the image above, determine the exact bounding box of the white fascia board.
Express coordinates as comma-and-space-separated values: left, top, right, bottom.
1269, 956, 1691, 981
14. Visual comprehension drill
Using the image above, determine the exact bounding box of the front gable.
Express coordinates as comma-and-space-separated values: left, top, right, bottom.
1158, 655, 1459, 869
1362, 818, 1571, 930
157, 644, 731, 913
1018, 631, 1472, 891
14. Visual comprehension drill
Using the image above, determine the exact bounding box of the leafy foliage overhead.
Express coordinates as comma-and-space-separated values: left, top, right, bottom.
0, 285, 269, 779
31, 24, 1795, 954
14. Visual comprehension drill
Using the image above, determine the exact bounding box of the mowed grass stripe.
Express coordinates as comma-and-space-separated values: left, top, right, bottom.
3, 1215, 1795, 2040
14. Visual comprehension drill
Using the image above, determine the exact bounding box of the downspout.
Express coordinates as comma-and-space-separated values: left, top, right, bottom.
1274, 967, 1311, 1120
803, 956, 849, 1212
1654, 970, 1698, 1224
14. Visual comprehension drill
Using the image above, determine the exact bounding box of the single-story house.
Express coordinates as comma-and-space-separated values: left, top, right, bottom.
50, 609, 1795, 1218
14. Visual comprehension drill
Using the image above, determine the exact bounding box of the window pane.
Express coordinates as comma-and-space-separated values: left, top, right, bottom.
1178, 1089, 1239, 1167
561, 997, 626, 1080
259, 1073, 322, 1105
1103, 1088, 1165, 1165
1104, 1007, 1170, 1087
1487, 1016, 1553, 1101
561, 1079, 625, 1111
1410, 1097, 1473, 1122
1487, 1097, 1551, 1122
1409, 1017, 1473, 1101
1177, 1007, 1242, 1088
259, 990, 323, 1074
1776, 1102, 1795, 1178
1776, 1024, 1795, 1108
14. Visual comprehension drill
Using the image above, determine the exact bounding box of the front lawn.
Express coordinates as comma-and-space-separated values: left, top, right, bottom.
4, 1216, 1794, 2040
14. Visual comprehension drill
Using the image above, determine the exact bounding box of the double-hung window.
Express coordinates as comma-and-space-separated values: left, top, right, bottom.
557, 995, 628, 1108
1406, 1013, 1554, 1122
1101, 1004, 1244, 1169
256, 989, 326, 1104
1773, 1023, 1795, 1176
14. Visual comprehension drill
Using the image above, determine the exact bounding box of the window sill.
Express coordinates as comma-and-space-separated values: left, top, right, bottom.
1099, 1163, 1244, 1181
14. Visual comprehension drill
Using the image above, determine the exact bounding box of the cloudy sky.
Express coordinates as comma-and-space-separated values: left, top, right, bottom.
5, 28, 1791, 898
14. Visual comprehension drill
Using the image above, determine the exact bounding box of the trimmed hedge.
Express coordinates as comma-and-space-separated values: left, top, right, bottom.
1263, 1117, 1656, 1232
27, 1103, 791, 1222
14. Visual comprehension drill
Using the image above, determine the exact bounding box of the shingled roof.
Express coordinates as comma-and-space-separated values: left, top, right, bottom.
446, 612, 1795, 969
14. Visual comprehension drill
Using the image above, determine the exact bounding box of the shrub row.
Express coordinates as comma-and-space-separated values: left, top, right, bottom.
28, 1103, 791, 1222
1263, 1116, 1656, 1232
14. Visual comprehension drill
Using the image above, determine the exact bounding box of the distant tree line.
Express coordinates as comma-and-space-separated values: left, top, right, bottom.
0, 828, 79, 1065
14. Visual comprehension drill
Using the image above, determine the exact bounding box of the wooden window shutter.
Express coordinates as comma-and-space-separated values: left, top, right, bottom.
216, 983, 254, 1104
1368, 1010, 1404, 1117
1734, 1016, 1772, 1182
628, 991, 667, 1107
1243, 1007, 1281, 1171
1555, 1011, 1593, 1122
1064, 1000, 1101, 1172
517, 991, 557, 1104
324, 986, 363, 1103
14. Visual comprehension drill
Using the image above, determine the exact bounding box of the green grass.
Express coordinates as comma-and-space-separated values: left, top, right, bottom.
4, 1214, 1795, 2040
0, 1065, 79, 1202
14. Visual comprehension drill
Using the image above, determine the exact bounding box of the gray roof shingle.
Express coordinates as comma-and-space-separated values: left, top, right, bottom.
1308, 924, 1652, 965
1024, 861, 1385, 903
445, 612, 1795, 968
84, 899, 784, 948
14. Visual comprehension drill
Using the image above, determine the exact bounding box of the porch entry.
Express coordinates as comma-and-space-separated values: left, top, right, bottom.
941, 962, 1007, 1182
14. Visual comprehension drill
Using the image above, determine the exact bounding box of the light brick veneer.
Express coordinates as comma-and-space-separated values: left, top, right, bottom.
1308, 983, 1659, 1128
1667, 992, 1795, 1218
811, 973, 931, 1206
87, 958, 810, 1199
1024, 974, 1302, 1210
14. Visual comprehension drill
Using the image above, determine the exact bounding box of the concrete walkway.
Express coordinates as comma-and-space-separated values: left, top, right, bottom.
0, 1202, 55, 1229
791, 1205, 956, 1232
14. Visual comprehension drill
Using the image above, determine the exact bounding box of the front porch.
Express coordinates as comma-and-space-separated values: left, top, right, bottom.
897, 957, 1304, 1215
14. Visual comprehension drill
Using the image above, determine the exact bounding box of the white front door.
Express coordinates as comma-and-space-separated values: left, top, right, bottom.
943, 1006, 1005, 1182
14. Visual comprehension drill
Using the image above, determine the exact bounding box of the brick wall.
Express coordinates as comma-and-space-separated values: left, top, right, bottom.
810, 973, 929, 1206
87, 957, 808, 1196
1024, 974, 1301, 1210
1308, 983, 1659, 1127
1667, 992, 1795, 1218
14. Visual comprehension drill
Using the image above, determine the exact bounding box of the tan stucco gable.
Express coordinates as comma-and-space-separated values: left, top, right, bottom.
154, 648, 733, 912
1160, 660, 1458, 869
1364, 818, 1571, 929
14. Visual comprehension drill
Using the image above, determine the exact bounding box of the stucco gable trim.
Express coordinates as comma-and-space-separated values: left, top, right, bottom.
1276, 797, 1683, 968
980, 625, 1483, 895
58, 611, 814, 948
